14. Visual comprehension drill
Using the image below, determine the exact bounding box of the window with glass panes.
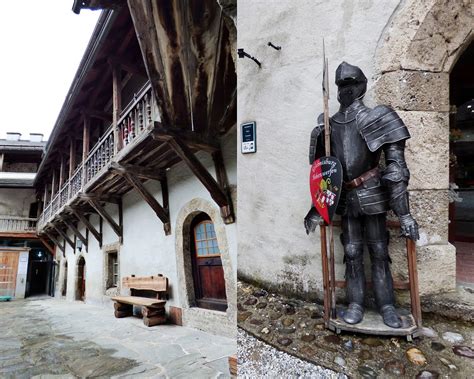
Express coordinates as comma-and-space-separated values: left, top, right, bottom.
194, 221, 220, 256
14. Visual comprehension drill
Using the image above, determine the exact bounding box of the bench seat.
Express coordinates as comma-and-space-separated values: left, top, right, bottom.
111, 295, 166, 308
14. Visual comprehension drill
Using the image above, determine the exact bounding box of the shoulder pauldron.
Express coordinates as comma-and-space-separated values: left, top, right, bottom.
309, 113, 324, 164
356, 105, 410, 152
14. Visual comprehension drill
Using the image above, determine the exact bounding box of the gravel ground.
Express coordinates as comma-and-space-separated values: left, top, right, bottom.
238, 328, 346, 378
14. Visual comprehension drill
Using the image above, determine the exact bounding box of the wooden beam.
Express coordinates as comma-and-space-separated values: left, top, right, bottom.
44, 230, 65, 257
67, 206, 102, 246
39, 236, 55, 256
51, 223, 75, 250
79, 193, 121, 205
212, 150, 234, 223
82, 116, 90, 162
110, 162, 165, 181
61, 218, 88, 250
117, 170, 170, 235
59, 155, 65, 188
108, 55, 147, 77
86, 198, 122, 238
166, 137, 228, 208
112, 64, 122, 154
51, 171, 56, 202
69, 137, 76, 178
152, 122, 219, 153
81, 108, 113, 123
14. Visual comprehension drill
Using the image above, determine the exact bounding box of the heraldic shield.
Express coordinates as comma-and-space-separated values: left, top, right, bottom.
310, 156, 343, 224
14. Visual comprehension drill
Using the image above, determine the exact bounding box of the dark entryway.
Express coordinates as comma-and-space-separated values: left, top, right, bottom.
190, 213, 227, 312
26, 249, 53, 297
76, 257, 86, 301
449, 41, 474, 286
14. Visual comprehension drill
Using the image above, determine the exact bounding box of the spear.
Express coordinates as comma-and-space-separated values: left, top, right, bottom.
322, 40, 337, 319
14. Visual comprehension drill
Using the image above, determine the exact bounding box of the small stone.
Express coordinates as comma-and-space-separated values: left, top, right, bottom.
300, 345, 316, 356
343, 339, 354, 352
277, 337, 292, 347
334, 356, 346, 367
299, 322, 307, 328
362, 337, 383, 347
384, 359, 405, 375
415, 370, 440, 379
269, 312, 282, 320
279, 327, 296, 335
420, 327, 438, 338
379, 350, 392, 360
314, 323, 325, 330
324, 335, 341, 345
439, 357, 457, 370
452, 345, 474, 359
260, 327, 270, 335
249, 318, 263, 326
282, 318, 294, 327
358, 365, 378, 379
253, 289, 268, 297
406, 347, 427, 365
244, 298, 258, 306
238, 311, 252, 323
301, 334, 315, 343
283, 304, 296, 315
430, 341, 445, 352
237, 303, 245, 311
359, 350, 373, 361
256, 302, 267, 309
442, 332, 464, 344
390, 338, 401, 348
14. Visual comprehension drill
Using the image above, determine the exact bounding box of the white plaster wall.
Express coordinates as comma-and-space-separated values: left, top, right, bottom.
58, 130, 237, 322
237, 0, 400, 298
14, 250, 29, 298
0, 188, 36, 217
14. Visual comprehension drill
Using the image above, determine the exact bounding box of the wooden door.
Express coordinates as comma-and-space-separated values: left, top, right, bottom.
0, 252, 19, 298
191, 215, 227, 312
77, 258, 85, 301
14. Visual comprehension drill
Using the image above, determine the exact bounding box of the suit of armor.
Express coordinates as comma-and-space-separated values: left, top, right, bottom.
305, 62, 419, 328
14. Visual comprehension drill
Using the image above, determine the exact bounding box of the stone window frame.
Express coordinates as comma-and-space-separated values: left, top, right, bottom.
102, 242, 121, 296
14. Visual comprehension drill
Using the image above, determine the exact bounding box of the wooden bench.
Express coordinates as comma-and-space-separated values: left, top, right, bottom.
111, 274, 168, 327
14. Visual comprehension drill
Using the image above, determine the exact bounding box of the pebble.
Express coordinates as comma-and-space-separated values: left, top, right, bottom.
361, 337, 383, 347
301, 334, 315, 343
253, 289, 268, 297
279, 327, 296, 334
261, 327, 270, 335
358, 350, 373, 361
244, 298, 258, 306
452, 345, 474, 359
430, 341, 445, 351
334, 355, 346, 367
439, 357, 457, 370
442, 331, 464, 344
420, 327, 438, 338
384, 359, 405, 375
390, 337, 400, 348
249, 318, 263, 326
277, 337, 293, 347
256, 302, 267, 309
238, 311, 252, 322
324, 335, 341, 345
343, 340, 354, 352
415, 370, 440, 379
283, 304, 296, 315
357, 364, 378, 379
406, 347, 427, 365
282, 318, 294, 327
269, 312, 282, 320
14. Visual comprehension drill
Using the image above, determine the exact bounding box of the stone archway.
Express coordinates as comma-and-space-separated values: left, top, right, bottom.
373, 0, 473, 295
175, 198, 236, 337
60, 259, 68, 298
75, 255, 86, 301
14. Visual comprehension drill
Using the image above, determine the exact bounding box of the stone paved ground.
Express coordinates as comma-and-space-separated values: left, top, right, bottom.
0, 297, 235, 378
238, 281, 474, 378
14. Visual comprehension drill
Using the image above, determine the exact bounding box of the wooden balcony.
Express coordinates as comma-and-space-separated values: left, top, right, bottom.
0, 215, 37, 237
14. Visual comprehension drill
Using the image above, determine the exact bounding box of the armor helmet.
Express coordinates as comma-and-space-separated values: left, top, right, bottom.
335, 62, 367, 107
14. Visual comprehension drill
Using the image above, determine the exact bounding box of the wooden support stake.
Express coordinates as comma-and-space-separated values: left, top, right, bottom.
112, 64, 122, 154
166, 137, 228, 208
62, 219, 88, 250
51, 171, 57, 202
44, 230, 65, 256
39, 236, 55, 256
160, 176, 171, 235
68, 207, 102, 247
87, 198, 122, 238
407, 238, 422, 327
59, 155, 65, 188
51, 224, 75, 250
69, 137, 76, 178
320, 225, 330, 326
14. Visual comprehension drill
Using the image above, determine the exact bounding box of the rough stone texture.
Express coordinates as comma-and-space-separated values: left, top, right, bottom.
375, 0, 473, 73
417, 244, 456, 295
398, 111, 449, 191
374, 70, 449, 112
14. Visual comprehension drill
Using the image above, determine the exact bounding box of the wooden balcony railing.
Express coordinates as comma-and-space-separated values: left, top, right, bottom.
0, 216, 37, 233
37, 83, 157, 232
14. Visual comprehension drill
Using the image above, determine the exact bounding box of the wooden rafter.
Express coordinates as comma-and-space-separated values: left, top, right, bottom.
51, 223, 75, 250
84, 196, 122, 238
110, 162, 164, 181
212, 149, 234, 223
39, 236, 55, 256
61, 218, 88, 250
44, 230, 65, 257
112, 164, 170, 235
68, 206, 102, 247
81, 108, 113, 122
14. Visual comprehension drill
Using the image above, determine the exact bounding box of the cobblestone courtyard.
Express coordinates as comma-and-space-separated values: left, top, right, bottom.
0, 298, 235, 378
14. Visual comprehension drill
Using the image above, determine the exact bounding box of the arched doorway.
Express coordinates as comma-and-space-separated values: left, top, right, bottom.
76, 257, 86, 301
190, 213, 227, 311
449, 41, 474, 286
62, 261, 68, 297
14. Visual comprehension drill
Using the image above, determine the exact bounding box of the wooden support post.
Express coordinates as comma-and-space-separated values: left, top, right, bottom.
160, 176, 171, 234
68, 207, 102, 247
44, 230, 65, 257
51, 171, 57, 202
112, 64, 122, 154
320, 224, 330, 326
166, 137, 229, 210
62, 219, 88, 250
82, 116, 90, 188
59, 155, 65, 188
43, 184, 49, 207
51, 224, 75, 250
39, 236, 55, 256
69, 138, 76, 178
86, 197, 122, 238
407, 239, 422, 327
212, 149, 235, 224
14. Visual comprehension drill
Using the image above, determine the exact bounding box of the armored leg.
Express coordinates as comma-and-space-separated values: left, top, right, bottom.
365, 214, 401, 328
342, 216, 365, 324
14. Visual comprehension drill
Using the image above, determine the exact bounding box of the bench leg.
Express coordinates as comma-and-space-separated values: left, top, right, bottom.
114, 302, 133, 318
142, 306, 166, 326
143, 314, 167, 327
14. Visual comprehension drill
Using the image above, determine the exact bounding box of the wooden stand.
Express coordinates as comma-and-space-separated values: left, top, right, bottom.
319, 225, 422, 341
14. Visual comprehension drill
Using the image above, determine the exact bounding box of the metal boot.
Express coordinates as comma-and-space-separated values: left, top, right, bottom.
342, 243, 365, 324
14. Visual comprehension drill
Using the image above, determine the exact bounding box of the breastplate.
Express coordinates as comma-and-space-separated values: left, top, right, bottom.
330, 102, 379, 182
